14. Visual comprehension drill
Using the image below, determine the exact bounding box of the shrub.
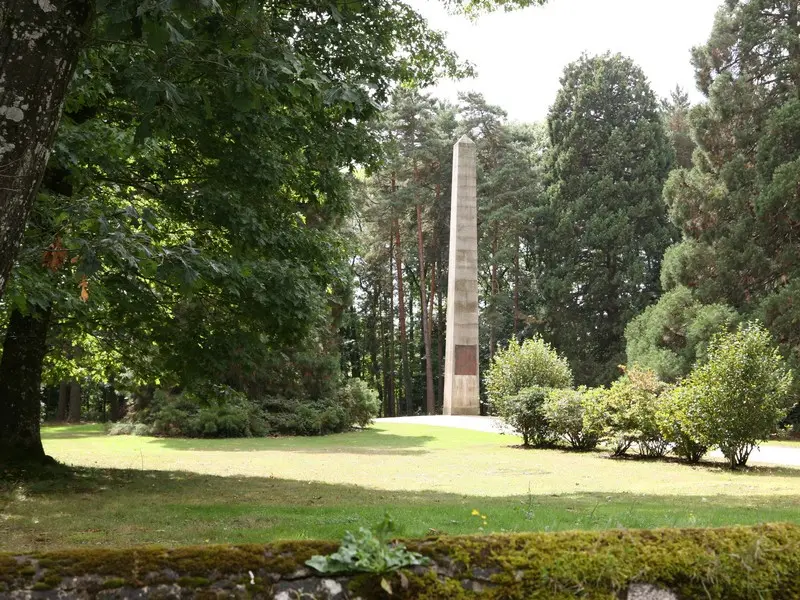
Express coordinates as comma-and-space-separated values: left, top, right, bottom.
500, 386, 554, 447
486, 337, 572, 419
260, 396, 350, 436
780, 402, 800, 433
146, 387, 268, 438
583, 367, 670, 458
107, 422, 152, 436
339, 378, 380, 428
542, 388, 600, 450
674, 323, 793, 468
656, 385, 708, 463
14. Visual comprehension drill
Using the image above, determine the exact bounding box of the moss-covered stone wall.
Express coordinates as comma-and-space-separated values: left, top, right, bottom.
2, 524, 799, 599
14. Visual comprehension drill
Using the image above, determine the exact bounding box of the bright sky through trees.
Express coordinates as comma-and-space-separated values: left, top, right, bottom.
411, 0, 720, 121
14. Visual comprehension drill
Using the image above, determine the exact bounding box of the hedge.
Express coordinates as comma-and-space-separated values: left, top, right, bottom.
2, 524, 800, 598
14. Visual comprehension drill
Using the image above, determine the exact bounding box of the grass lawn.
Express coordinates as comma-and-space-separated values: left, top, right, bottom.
2, 422, 800, 552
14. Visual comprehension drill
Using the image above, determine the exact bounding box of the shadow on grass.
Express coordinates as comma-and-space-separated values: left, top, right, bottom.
3, 463, 800, 553
148, 431, 437, 455
602, 453, 800, 478
507, 443, 800, 478
40, 424, 438, 455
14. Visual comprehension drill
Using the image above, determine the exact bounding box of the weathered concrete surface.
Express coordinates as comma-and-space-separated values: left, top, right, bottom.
443, 135, 480, 416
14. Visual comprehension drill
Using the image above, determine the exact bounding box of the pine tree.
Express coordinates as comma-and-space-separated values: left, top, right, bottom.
541, 53, 675, 386
655, 0, 800, 387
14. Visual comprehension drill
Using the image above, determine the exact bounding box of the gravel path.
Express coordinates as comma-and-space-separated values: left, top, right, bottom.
377, 415, 800, 468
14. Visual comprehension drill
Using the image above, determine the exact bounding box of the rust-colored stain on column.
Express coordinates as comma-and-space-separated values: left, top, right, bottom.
454, 345, 478, 376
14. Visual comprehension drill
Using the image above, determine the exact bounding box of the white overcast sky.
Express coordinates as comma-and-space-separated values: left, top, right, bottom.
408, 0, 722, 123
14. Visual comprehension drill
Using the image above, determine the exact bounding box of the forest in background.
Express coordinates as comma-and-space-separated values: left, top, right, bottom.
1, 0, 799, 458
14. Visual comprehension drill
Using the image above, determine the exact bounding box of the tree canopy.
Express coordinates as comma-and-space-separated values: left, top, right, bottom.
538, 53, 675, 386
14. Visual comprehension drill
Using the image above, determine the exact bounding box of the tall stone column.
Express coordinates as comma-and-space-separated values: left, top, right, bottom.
443, 135, 480, 416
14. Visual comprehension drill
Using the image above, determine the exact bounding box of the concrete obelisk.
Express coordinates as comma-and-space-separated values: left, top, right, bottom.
443, 135, 480, 416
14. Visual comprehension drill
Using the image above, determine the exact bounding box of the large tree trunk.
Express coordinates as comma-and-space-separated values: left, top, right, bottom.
385, 233, 396, 417
109, 388, 122, 422
57, 381, 69, 421
436, 259, 445, 410
68, 380, 81, 422
368, 288, 382, 407
0, 305, 52, 463
416, 203, 435, 415
394, 218, 413, 416
513, 244, 520, 337
0, 0, 92, 298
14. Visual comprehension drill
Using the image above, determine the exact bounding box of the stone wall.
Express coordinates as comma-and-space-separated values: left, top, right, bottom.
2, 524, 799, 598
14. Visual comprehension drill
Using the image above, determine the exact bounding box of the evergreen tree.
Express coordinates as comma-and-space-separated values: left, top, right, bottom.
661, 86, 695, 170
540, 53, 675, 386
656, 0, 800, 391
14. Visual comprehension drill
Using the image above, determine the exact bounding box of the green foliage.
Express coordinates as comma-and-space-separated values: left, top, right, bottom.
486, 338, 571, 447
661, 86, 695, 170
500, 386, 554, 447
542, 388, 600, 450
0, 0, 474, 450
444, 0, 548, 16
539, 52, 676, 386
583, 367, 670, 458
625, 286, 739, 381
258, 397, 347, 437
135, 377, 379, 438
672, 323, 793, 468
660, 0, 800, 404
485, 337, 572, 414
339, 378, 381, 429
146, 387, 268, 438
656, 385, 708, 463
306, 513, 429, 575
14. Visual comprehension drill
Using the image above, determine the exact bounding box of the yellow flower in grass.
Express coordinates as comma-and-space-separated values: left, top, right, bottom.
471, 509, 480, 516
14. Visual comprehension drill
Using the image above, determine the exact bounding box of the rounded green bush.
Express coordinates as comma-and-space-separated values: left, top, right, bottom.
543, 388, 600, 450
486, 337, 572, 415
583, 367, 670, 458
656, 385, 708, 463
671, 322, 793, 468
502, 386, 554, 447
339, 378, 380, 428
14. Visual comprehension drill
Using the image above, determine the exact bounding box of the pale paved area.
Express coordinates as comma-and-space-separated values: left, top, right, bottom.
377, 415, 511, 433
377, 415, 800, 468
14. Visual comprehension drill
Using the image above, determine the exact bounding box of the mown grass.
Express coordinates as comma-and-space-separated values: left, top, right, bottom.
1, 422, 799, 552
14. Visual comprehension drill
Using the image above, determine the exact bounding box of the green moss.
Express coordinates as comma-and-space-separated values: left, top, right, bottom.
102, 577, 127, 589
39, 572, 63, 589
31, 582, 53, 591
404, 524, 800, 599
0, 525, 798, 598
177, 576, 211, 587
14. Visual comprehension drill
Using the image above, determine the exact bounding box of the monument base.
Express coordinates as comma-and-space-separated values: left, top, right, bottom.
443, 375, 480, 415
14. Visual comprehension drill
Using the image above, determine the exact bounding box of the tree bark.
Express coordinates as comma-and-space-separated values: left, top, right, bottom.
0, 305, 52, 463
57, 381, 69, 421
68, 380, 81, 422
368, 287, 382, 408
109, 388, 122, 422
385, 231, 396, 417
513, 244, 520, 337
436, 259, 445, 411
416, 203, 435, 414
0, 0, 93, 299
394, 218, 413, 416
